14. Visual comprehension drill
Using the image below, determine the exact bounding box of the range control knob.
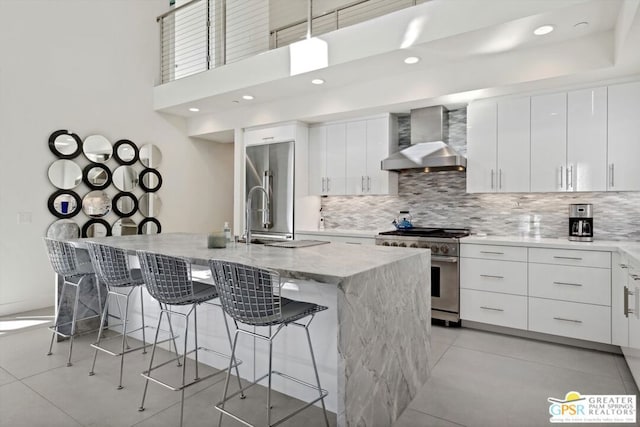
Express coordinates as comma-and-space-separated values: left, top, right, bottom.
391, 242, 399, 247
440, 245, 450, 254
399, 242, 407, 247
410, 243, 418, 248
382, 241, 390, 246
430, 245, 439, 254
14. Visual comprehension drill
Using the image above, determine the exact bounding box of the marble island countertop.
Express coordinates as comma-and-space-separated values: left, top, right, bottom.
83, 232, 428, 284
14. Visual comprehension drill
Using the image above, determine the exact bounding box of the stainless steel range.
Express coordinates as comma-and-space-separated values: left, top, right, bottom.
375, 228, 470, 324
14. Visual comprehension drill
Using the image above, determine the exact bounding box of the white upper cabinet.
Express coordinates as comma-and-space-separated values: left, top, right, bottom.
466, 98, 529, 193
244, 123, 297, 146
497, 97, 530, 192
310, 114, 397, 196
531, 93, 567, 192
308, 123, 346, 196
466, 101, 497, 193
608, 81, 640, 191
567, 86, 607, 192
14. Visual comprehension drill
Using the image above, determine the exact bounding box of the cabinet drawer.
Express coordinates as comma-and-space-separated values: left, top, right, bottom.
529, 248, 610, 268
529, 263, 611, 305
245, 124, 296, 146
461, 244, 527, 262
461, 289, 527, 329
461, 258, 527, 295
528, 297, 611, 343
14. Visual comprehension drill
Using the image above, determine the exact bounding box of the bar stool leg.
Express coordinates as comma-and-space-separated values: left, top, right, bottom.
305, 323, 330, 427
217, 329, 240, 427
89, 287, 112, 376
66, 281, 82, 367
267, 327, 274, 426
140, 286, 147, 354
139, 310, 164, 412
221, 310, 245, 398
179, 309, 191, 427
48, 280, 68, 356
193, 304, 199, 381
164, 303, 182, 367
117, 289, 133, 390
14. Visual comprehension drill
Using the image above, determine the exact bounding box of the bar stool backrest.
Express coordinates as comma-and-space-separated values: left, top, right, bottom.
137, 250, 194, 304
86, 242, 135, 288
44, 238, 82, 277
209, 260, 282, 326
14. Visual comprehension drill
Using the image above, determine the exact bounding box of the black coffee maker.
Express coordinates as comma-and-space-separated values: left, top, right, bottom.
568, 204, 593, 242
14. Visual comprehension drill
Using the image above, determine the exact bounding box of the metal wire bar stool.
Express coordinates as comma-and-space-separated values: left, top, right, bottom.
85, 241, 181, 390
137, 250, 245, 427
43, 238, 102, 367
209, 259, 330, 427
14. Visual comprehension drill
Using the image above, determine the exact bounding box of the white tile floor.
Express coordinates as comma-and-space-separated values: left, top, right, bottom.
1, 308, 638, 427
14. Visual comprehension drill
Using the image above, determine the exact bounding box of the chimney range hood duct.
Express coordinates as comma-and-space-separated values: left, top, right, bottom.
381, 105, 466, 172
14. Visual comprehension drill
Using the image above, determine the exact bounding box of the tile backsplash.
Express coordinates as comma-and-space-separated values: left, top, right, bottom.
320, 109, 640, 241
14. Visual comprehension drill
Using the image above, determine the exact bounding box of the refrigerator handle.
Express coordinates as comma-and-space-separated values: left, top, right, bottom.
262, 171, 272, 228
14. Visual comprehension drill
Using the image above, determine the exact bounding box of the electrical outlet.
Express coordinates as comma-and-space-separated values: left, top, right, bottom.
17, 212, 32, 224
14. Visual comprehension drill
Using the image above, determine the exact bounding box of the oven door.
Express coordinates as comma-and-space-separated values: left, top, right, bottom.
431, 255, 459, 317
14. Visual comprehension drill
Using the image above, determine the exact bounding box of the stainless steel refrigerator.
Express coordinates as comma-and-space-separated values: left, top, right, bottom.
245, 141, 294, 240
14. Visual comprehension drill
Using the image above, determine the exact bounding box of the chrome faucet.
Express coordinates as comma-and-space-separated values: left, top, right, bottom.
245, 186, 269, 245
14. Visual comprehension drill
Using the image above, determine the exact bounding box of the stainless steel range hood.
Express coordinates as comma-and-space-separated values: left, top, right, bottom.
381, 106, 466, 172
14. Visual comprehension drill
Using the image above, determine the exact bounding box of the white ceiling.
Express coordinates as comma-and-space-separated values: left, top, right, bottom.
153, 0, 640, 142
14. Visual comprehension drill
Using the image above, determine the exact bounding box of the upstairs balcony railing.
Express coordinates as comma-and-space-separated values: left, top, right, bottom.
157, 0, 425, 84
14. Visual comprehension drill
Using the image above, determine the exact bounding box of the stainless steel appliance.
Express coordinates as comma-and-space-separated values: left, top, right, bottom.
375, 227, 470, 323
568, 204, 593, 242
245, 141, 294, 241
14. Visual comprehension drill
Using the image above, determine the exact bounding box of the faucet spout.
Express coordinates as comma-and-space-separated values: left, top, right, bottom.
245, 186, 269, 245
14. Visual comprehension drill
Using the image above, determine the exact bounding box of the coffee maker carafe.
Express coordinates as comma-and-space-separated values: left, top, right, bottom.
568, 204, 593, 242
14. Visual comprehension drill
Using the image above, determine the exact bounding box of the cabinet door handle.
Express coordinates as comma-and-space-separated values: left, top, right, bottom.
569, 165, 574, 190
620, 264, 628, 269
624, 286, 632, 318
480, 251, 504, 255
321, 177, 325, 193
553, 256, 583, 261
480, 274, 504, 279
553, 317, 582, 324
262, 136, 275, 141
609, 163, 615, 188
491, 169, 494, 189
559, 165, 564, 189
499, 169, 503, 190
480, 306, 504, 312
367, 176, 371, 192
361, 176, 365, 192
553, 281, 582, 287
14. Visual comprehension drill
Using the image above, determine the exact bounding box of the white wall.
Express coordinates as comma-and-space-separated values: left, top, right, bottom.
0, 0, 234, 316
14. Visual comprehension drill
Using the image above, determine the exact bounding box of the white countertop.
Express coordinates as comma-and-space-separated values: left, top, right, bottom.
295, 229, 384, 239
462, 235, 640, 264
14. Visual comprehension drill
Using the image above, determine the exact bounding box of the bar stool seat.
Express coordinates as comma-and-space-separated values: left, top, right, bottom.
209, 259, 330, 427
44, 238, 103, 367
136, 250, 244, 427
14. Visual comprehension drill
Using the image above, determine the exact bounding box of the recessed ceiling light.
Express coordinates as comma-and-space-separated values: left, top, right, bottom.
232, 100, 240, 104
188, 107, 199, 112
311, 78, 325, 85
242, 95, 254, 100
404, 56, 420, 64
533, 25, 554, 36
574, 21, 589, 28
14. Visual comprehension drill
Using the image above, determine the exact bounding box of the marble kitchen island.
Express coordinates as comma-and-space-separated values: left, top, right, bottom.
80, 233, 431, 426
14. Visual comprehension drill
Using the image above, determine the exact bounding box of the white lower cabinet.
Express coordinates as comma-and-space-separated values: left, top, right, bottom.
461, 242, 613, 345
528, 297, 611, 344
461, 289, 527, 329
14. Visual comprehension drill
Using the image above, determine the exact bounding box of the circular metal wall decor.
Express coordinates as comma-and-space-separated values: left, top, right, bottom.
113, 165, 138, 192
139, 168, 162, 193
113, 139, 139, 165
139, 144, 162, 168
48, 159, 82, 190
83, 134, 113, 163
83, 163, 112, 190
112, 218, 138, 236
139, 193, 162, 218
82, 190, 111, 218
138, 217, 161, 235
82, 219, 112, 238
46, 219, 80, 240
48, 130, 82, 159
112, 192, 138, 217
48, 190, 82, 219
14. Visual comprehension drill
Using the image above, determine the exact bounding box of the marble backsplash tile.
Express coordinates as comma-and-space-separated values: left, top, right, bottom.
321, 109, 640, 241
